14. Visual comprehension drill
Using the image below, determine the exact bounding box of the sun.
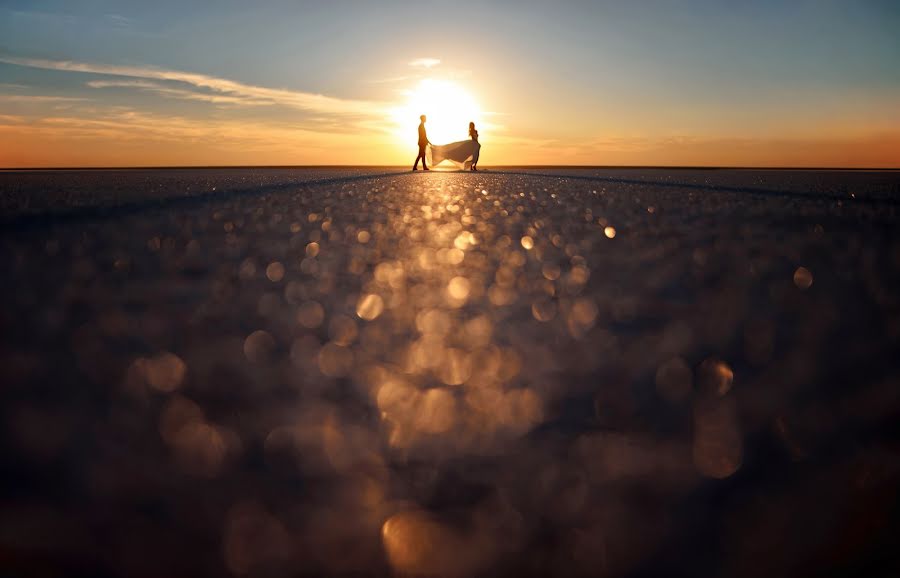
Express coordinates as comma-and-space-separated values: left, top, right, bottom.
391, 79, 483, 147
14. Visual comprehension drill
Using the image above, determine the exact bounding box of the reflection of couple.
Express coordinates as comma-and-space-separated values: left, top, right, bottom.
412, 115, 481, 171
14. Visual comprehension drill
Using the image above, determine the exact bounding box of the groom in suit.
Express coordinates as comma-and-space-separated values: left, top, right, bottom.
413, 115, 431, 171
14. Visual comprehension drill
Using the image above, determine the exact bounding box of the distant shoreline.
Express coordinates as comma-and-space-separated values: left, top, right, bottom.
2, 165, 899, 172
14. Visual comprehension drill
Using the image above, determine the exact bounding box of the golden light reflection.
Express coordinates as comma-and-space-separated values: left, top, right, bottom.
265, 261, 285, 282
696, 358, 734, 397
793, 266, 813, 290
131, 351, 186, 393
381, 511, 461, 576
356, 294, 385, 321
446, 276, 471, 302
243, 330, 276, 364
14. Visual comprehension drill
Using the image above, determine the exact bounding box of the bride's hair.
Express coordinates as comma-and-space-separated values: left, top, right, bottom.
468, 122, 476, 136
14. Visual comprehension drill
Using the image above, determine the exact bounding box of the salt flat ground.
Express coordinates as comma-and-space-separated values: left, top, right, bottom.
1, 168, 899, 577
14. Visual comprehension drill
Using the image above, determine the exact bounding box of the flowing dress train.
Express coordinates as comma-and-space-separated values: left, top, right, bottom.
428, 139, 481, 169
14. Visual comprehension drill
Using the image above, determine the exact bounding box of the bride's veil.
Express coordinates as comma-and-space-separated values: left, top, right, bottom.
428, 139, 478, 169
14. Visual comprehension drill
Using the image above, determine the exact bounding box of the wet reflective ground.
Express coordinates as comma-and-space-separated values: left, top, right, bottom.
2, 168, 899, 577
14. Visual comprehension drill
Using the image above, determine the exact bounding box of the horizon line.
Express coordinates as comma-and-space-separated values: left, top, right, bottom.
2, 164, 899, 172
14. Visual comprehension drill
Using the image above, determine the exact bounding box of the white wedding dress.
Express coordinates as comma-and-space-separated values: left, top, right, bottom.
428, 138, 481, 169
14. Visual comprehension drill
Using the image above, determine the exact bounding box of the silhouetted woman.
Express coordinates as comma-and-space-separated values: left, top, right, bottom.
469, 122, 480, 171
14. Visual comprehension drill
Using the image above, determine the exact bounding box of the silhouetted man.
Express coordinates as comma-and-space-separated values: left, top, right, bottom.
413, 115, 431, 171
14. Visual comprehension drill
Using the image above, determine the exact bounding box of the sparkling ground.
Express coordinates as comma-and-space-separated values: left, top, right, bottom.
2, 168, 899, 577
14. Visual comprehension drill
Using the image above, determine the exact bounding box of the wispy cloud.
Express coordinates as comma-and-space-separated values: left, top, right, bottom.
368, 76, 412, 84
0, 104, 401, 167
0, 114, 25, 124
0, 55, 386, 117
105, 14, 134, 28
85, 79, 275, 106
409, 58, 440, 69
0, 94, 89, 103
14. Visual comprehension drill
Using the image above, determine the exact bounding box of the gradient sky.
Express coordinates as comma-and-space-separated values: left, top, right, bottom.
1, 0, 899, 167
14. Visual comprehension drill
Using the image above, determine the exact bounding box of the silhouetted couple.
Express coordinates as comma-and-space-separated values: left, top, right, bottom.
413, 115, 481, 171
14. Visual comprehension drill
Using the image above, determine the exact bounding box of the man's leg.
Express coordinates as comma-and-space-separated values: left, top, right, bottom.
421, 145, 429, 170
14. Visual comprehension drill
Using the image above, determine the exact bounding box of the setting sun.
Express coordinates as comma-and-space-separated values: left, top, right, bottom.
392, 79, 483, 147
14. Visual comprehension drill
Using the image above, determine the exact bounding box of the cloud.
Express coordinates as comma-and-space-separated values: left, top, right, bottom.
0, 114, 25, 124
85, 79, 274, 106
105, 14, 134, 28
409, 58, 441, 69
0, 104, 403, 167
0, 94, 89, 103
0, 55, 386, 118
368, 76, 412, 84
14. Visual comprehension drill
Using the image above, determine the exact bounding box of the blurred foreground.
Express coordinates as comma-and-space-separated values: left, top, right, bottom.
1, 168, 899, 577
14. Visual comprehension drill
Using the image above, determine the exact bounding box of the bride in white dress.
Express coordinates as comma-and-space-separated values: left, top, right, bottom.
428, 122, 481, 170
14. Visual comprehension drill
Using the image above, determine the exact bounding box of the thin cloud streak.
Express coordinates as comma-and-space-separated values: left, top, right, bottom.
85, 79, 275, 106
104, 14, 134, 28
368, 76, 412, 84
409, 58, 440, 69
0, 105, 402, 167
0, 94, 89, 103
0, 55, 387, 117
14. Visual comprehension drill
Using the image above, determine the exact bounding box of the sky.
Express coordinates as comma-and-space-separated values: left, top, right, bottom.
1, 0, 898, 167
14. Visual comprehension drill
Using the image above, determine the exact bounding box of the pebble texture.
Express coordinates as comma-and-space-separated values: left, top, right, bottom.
1, 168, 899, 577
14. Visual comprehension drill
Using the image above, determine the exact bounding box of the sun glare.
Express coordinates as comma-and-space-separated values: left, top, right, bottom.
392, 79, 483, 147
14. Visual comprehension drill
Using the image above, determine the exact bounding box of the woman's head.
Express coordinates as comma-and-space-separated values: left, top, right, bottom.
469, 122, 475, 129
